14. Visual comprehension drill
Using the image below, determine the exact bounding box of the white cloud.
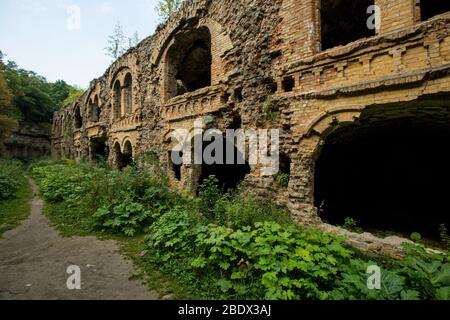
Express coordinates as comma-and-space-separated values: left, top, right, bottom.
99, 2, 113, 15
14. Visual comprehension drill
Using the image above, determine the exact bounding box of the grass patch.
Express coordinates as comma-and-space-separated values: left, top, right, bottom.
0, 169, 31, 237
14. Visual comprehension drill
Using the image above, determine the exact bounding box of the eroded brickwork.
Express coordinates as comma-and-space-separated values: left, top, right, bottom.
52, 0, 450, 242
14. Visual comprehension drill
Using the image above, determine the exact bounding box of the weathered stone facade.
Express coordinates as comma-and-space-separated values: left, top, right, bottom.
52, 0, 450, 248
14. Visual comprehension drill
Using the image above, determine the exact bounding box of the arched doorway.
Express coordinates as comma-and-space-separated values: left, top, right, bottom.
90, 137, 109, 162
313, 103, 450, 239
74, 105, 83, 129
198, 134, 251, 192
122, 141, 133, 169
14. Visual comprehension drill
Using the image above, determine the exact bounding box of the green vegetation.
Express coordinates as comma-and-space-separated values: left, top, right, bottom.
263, 94, 278, 122
0, 160, 31, 236
156, 0, 185, 22
30, 160, 450, 300
0, 52, 18, 146
275, 173, 290, 188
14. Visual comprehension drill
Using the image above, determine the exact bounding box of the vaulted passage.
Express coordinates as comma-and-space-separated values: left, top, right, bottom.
314, 104, 450, 239
320, 0, 375, 50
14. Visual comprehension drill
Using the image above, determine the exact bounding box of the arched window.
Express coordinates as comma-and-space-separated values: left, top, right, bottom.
320, 0, 375, 51
113, 80, 122, 119
74, 105, 82, 129
123, 73, 133, 114
90, 95, 100, 122
166, 27, 212, 99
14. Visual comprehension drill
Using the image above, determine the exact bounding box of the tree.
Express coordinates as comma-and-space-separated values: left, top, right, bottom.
128, 31, 140, 49
105, 22, 126, 61
104, 22, 140, 62
156, 0, 185, 22
63, 86, 84, 106
0, 54, 18, 146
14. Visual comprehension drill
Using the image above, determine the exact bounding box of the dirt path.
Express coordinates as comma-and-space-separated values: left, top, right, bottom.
0, 179, 159, 300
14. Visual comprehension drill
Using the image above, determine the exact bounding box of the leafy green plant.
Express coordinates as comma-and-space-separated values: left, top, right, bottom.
94, 196, 152, 236
342, 217, 363, 233
214, 193, 290, 229
263, 94, 277, 122
30, 160, 450, 301
275, 173, 290, 188
399, 244, 450, 300
198, 175, 222, 220
327, 259, 415, 300
410, 232, 422, 242
0, 160, 22, 200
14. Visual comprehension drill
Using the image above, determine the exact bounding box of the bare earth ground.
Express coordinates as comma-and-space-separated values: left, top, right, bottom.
0, 179, 159, 300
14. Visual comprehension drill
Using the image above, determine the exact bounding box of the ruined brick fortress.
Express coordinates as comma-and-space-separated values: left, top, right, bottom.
52, 0, 450, 252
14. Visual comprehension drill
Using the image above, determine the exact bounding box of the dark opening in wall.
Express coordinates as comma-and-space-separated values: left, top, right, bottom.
74, 105, 82, 129
282, 76, 295, 92
124, 73, 133, 114
114, 141, 133, 170
166, 27, 212, 98
169, 151, 182, 181
420, 0, 450, 21
230, 114, 242, 130
321, 0, 375, 51
113, 80, 122, 119
234, 88, 243, 103
314, 108, 450, 239
279, 153, 291, 176
199, 135, 251, 192
91, 138, 109, 162
122, 141, 133, 169
90, 95, 100, 122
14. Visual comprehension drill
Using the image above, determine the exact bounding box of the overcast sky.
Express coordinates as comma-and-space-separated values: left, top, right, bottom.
0, 0, 161, 88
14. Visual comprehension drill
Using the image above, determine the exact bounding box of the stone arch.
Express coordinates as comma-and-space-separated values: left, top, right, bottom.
164, 26, 212, 99
110, 64, 138, 120
113, 141, 122, 168
88, 95, 101, 122
290, 101, 450, 239
158, 17, 234, 101
121, 139, 134, 169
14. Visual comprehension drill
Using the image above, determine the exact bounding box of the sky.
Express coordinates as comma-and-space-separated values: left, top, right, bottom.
0, 0, 161, 88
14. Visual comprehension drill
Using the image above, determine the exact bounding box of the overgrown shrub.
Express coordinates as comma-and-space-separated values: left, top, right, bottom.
145, 216, 354, 299
31, 160, 450, 300
31, 159, 180, 237
328, 244, 450, 300
214, 193, 290, 229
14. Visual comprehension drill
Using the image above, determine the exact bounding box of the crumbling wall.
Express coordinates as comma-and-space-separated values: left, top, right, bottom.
52, 0, 450, 251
